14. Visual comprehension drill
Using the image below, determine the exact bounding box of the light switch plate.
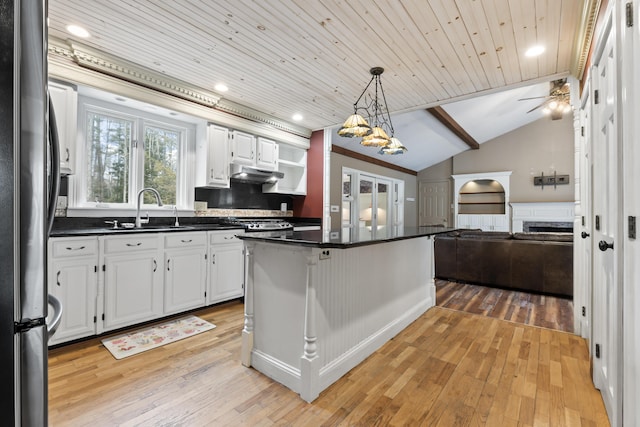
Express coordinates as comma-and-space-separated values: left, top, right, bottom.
330, 205, 339, 212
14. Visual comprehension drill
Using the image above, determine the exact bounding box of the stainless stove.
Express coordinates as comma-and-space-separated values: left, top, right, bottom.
224, 218, 293, 231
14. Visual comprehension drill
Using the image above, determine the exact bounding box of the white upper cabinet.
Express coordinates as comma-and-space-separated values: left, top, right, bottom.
231, 131, 278, 171
48, 80, 78, 175
256, 137, 278, 171
206, 124, 230, 188
263, 143, 307, 195
230, 130, 256, 166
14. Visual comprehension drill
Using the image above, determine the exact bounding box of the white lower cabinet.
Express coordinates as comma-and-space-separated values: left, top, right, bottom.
457, 214, 509, 231
49, 229, 245, 344
163, 232, 207, 315
47, 237, 98, 346
207, 230, 245, 305
101, 235, 163, 332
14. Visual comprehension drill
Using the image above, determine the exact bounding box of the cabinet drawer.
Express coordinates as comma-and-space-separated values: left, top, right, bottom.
51, 238, 98, 258
103, 235, 160, 254
164, 232, 207, 248
209, 230, 244, 244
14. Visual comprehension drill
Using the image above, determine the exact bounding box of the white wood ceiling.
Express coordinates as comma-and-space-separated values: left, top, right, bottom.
48, 0, 591, 171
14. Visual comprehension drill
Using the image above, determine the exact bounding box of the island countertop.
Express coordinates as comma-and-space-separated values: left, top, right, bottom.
237, 226, 455, 248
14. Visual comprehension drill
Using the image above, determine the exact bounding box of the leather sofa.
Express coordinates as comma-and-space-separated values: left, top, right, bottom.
434, 230, 573, 298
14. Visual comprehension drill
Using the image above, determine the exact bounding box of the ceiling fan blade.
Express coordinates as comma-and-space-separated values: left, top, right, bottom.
518, 96, 551, 101
526, 102, 547, 113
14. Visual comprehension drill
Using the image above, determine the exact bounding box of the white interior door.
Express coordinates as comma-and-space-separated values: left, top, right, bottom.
590, 12, 622, 426
356, 174, 393, 240
419, 180, 450, 226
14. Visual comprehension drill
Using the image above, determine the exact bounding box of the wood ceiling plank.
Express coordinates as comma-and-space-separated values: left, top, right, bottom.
482, 0, 523, 85
401, 1, 473, 96
428, 0, 492, 92
509, 0, 540, 81
535, 0, 562, 77
557, 0, 583, 73
363, 0, 452, 102
315, 0, 443, 111
454, 0, 506, 89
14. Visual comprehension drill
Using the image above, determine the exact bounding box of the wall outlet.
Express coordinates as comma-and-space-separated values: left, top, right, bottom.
319, 250, 331, 260
330, 205, 339, 212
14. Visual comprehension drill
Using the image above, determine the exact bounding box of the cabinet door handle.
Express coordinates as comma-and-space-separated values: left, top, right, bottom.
167, 259, 171, 271
153, 259, 157, 272
212, 254, 216, 264
56, 271, 61, 286
65, 246, 86, 251
126, 242, 142, 247
65, 147, 70, 163
181, 239, 192, 243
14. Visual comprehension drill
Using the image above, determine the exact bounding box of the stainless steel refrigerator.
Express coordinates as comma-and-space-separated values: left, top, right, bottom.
1, 0, 63, 425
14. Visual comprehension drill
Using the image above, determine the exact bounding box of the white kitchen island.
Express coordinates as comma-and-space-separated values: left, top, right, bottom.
238, 226, 452, 402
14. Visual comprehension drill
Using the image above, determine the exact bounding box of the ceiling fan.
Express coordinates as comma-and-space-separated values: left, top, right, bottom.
518, 79, 571, 120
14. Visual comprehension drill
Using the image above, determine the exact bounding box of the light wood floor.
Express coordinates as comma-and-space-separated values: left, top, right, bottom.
435, 279, 575, 333
48, 299, 609, 426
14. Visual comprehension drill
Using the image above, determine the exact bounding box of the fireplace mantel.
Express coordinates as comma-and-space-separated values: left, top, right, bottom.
510, 202, 575, 232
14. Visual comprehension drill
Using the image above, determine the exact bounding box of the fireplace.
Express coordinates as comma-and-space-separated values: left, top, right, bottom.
523, 221, 573, 233
511, 202, 574, 233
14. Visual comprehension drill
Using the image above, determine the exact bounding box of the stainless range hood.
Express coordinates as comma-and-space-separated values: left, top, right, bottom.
230, 164, 284, 183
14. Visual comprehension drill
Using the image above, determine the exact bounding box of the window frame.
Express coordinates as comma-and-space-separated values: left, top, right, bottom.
70, 96, 195, 215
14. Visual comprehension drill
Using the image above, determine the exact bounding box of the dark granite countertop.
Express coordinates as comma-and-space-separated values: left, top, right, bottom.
49, 223, 244, 237
237, 226, 456, 248
49, 216, 322, 238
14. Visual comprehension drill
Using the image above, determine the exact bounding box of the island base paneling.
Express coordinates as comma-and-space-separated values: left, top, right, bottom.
242, 235, 435, 402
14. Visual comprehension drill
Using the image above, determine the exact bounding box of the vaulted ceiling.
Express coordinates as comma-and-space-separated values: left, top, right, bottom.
47, 0, 598, 171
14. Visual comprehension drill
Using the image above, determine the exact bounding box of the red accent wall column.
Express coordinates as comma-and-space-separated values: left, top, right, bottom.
293, 130, 323, 218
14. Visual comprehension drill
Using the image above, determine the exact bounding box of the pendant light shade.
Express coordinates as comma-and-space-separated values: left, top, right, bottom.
338, 114, 372, 137
378, 137, 408, 155
339, 67, 406, 154
361, 126, 390, 147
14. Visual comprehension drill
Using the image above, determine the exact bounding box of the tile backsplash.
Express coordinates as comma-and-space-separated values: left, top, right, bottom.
195, 181, 296, 211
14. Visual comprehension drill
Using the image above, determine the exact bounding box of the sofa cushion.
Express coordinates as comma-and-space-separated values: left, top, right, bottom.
458, 230, 512, 240
512, 232, 573, 242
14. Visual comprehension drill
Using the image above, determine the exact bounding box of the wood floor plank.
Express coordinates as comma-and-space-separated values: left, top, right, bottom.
49, 299, 608, 426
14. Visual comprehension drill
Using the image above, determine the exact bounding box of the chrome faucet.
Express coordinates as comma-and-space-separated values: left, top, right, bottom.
173, 205, 179, 227
135, 188, 163, 228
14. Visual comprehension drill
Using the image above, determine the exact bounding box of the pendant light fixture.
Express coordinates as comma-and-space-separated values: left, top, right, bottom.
338, 67, 407, 154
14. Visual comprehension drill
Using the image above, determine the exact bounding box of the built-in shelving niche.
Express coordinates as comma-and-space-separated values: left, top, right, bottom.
452, 171, 512, 231
458, 179, 506, 214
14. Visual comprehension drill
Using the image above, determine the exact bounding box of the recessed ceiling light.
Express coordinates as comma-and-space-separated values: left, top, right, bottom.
525, 45, 545, 57
292, 113, 303, 121
66, 25, 90, 38
215, 83, 229, 92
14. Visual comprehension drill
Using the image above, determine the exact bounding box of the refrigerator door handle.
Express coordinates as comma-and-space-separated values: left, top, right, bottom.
47, 293, 63, 340
47, 97, 61, 237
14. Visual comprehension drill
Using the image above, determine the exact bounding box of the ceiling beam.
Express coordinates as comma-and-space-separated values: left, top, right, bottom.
426, 106, 480, 150
331, 145, 417, 176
